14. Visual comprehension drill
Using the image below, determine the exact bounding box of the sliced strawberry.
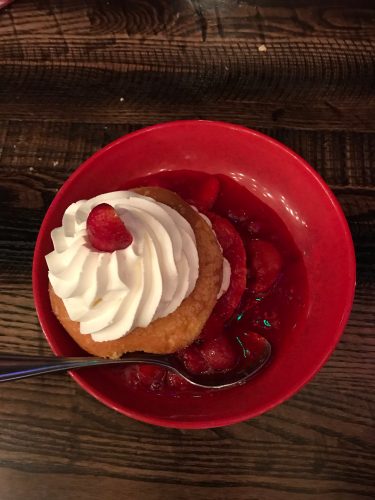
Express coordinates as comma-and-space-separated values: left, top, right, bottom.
242, 307, 281, 333
207, 212, 247, 320
199, 334, 239, 372
240, 289, 264, 313
246, 240, 282, 294
123, 365, 141, 389
165, 173, 219, 211
131, 175, 169, 189
126, 172, 220, 210
198, 314, 224, 342
182, 175, 220, 211
177, 344, 209, 375
137, 364, 166, 390
87, 203, 133, 252
236, 331, 270, 367
166, 371, 190, 390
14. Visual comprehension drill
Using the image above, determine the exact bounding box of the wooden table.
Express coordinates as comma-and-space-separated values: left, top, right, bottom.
0, 1, 374, 499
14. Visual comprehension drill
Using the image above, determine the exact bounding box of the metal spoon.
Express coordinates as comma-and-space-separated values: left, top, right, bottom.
0, 340, 271, 389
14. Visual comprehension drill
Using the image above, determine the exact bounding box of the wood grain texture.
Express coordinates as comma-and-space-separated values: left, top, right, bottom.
0, 0, 374, 499
0, 1, 374, 131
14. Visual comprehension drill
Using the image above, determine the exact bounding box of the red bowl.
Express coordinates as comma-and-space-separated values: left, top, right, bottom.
32, 120, 355, 428
0, 1, 14, 9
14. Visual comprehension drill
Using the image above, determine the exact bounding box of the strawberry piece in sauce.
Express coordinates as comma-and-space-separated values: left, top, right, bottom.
207, 212, 247, 320
246, 240, 282, 294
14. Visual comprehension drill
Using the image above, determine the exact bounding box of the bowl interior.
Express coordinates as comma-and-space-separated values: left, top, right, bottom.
33, 121, 355, 428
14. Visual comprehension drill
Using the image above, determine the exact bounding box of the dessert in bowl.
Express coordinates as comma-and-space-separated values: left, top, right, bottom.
33, 120, 355, 428
47, 186, 224, 358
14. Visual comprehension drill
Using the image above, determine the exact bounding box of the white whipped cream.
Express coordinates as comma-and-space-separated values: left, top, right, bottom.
46, 191, 200, 342
219, 258, 231, 299
199, 212, 230, 300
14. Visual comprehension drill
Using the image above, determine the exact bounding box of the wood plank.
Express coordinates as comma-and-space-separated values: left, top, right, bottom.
1, 99, 374, 132
1, 0, 375, 42
1, 2, 374, 133
1, 121, 374, 185
1, 37, 373, 106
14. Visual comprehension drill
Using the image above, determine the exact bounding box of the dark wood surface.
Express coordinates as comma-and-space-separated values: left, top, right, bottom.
0, 1, 374, 499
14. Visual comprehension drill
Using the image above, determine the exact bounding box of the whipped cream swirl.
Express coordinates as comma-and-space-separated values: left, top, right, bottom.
46, 191, 200, 342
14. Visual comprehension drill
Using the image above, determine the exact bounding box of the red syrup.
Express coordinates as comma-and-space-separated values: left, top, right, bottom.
108, 171, 308, 395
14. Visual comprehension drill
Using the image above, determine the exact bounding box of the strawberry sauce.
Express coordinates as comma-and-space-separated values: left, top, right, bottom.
111, 171, 308, 395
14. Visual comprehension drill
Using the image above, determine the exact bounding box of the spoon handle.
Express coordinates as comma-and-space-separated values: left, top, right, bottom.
0, 354, 129, 382
0, 353, 175, 382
